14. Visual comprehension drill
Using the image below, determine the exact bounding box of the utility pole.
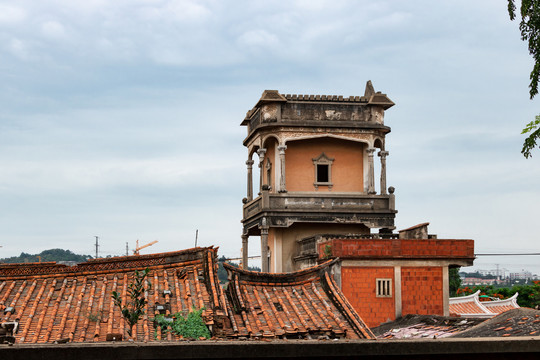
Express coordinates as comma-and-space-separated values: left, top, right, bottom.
94, 236, 99, 259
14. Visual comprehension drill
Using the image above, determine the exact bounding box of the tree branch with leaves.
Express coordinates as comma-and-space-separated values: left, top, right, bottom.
508, 0, 540, 157
112, 268, 151, 339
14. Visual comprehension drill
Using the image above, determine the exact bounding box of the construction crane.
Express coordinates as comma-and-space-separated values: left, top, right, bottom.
133, 240, 158, 255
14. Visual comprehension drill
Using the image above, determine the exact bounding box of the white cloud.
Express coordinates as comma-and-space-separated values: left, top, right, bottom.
0, 4, 26, 24
8, 38, 29, 60
41, 21, 67, 39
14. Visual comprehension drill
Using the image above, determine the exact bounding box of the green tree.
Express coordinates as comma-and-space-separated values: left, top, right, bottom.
112, 268, 151, 338
449, 267, 462, 297
508, 0, 540, 157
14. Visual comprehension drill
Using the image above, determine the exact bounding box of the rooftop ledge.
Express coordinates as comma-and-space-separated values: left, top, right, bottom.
1, 337, 539, 360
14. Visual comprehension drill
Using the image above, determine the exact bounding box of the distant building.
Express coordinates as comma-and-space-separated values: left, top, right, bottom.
509, 269, 534, 280
462, 277, 498, 286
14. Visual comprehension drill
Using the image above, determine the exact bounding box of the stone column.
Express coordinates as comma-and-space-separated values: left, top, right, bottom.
257, 148, 266, 195
378, 151, 389, 195
277, 145, 287, 193
367, 148, 376, 194
394, 265, 402, 319
260, 218, 269, 272
442, 265, 450, 316
241, 234, 248, 269
246, 159, 254, 201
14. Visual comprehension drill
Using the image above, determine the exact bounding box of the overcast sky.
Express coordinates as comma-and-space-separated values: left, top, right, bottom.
0, 1, 538, 274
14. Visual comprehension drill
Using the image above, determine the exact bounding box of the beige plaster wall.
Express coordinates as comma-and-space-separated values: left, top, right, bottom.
285, 137, 364, 192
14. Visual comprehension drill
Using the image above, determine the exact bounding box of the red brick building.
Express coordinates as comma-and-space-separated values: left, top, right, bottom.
313, 230, 475, 327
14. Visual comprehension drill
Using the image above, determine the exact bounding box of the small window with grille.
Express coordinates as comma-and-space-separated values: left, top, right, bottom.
312, 152, 334, 189
376, 279, 392, 297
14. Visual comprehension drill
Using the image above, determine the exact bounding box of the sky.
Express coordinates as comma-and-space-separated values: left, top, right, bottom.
0, 1, 538, 275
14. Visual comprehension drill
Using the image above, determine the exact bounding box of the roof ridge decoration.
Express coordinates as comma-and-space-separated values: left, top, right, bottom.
0, 247, 214, 279
449, 290, 520, 318
223, 258, 339, 284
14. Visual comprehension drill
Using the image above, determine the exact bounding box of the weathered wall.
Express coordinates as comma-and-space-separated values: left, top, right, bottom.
269, 224, 369, 273
401, 266, 444, 316
341, 266, 395, 328
285, 137, 364, 192
263, 137, 277, 192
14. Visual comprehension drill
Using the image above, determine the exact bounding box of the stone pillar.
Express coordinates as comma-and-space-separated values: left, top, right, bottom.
257, 148, 266, 195
442, 265, 450, 316
378, 151, 389, 195
241, 234, 248, 269
246, 159, 254, 201
394, 265, 402, 319
367, 148, 376, 194
260, 218, 269, 272
277, 145, 287, 193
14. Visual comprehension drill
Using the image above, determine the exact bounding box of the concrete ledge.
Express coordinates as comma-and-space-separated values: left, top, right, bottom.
1, 337, 540, 360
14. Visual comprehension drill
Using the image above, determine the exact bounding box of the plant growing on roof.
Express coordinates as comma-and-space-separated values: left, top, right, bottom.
323, 244, 332, 259
111, 268, 151, 338
153, 307, 211, 340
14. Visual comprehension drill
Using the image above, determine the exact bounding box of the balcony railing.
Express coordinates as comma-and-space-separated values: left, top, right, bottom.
243, 191, 395, 220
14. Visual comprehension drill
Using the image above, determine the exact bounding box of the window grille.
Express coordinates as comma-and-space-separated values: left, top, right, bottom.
376, 279, 392, 297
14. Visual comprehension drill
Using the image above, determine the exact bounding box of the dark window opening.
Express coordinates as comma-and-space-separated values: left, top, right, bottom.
317, 164, 329, 183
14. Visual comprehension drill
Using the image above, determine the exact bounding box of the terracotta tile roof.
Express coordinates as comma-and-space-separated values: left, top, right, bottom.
449, 291, 520, 318
452, 308, 540, 338
0, 247, 226, 343
222, 259, 374, 340
372, 314, 484, 339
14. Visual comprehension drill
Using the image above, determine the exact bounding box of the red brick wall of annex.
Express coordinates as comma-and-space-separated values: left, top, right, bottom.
318, 239, 474, 260
401, 266, 444, 316
341, 266, 395, 328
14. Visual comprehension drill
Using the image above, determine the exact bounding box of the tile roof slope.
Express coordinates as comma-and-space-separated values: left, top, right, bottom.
449, 291, 520, 318
222, 259, 374, 340
372, 314, 485, 339
482, 293, 520, 314
0, 247, 226, 343
451, 308, 540, 338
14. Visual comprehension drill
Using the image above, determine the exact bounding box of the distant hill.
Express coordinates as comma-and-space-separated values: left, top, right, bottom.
0, 249, 92, 264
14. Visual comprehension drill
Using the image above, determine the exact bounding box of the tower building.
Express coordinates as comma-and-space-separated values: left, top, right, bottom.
240, 81, 396, 273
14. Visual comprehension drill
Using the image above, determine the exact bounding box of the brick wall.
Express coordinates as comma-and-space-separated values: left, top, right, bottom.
341, 266, 395, 328
319, 239, 474, 259
401, 266, 444, 316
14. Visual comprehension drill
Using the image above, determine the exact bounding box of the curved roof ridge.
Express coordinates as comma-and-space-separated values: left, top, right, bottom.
483, 292, 520, 308
223, 258, 338, 283
0, 247, 215, 279
449, 290, 482, 303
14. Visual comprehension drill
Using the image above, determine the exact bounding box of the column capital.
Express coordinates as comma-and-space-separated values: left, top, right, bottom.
245, 159, 255, 166
378, 150, 389, 158
277, 145, 287, 153
366, 147, 376, 155
257, 148, 267, 157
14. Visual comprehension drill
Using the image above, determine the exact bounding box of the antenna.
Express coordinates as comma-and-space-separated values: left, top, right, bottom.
94, 236, 99, 259
126, 242, 129, 256
195, 229, 199, 247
